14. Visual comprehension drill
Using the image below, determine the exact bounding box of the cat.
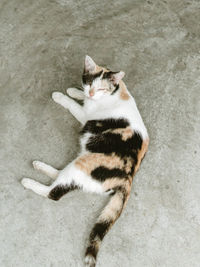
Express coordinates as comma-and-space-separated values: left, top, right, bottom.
21, 55, 149, 267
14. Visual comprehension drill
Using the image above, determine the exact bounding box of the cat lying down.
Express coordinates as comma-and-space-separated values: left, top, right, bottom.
21, 55, 149, 267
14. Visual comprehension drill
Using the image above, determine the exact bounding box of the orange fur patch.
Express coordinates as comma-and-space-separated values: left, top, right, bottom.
75, 153, 124, 175
101, 180, 131, 221
76, 138, 149, 181
102, 178, 127, 192
124, 157, 133, 173
119, 81, 130, 100
99, 192, 123, 221
111, 126, 133, 141
95, 65, 108, 73
134, 138, 149, 174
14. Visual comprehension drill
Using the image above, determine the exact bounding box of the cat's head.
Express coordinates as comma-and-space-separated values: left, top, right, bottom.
82, 55, 125, 100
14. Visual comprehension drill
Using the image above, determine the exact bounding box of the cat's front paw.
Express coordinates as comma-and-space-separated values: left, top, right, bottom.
66, 87, 84, 100
52, 92, 64, 104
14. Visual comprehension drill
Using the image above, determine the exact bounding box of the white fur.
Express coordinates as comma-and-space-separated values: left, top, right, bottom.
79, 132, 92, 153
85, 255, 96, 267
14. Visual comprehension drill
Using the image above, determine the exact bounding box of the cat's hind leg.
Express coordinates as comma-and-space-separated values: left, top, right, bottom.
21, 162, 60, 197
21, 177, 77, 200
66, 87, 84, 100
21, 178, 51, 197
22, 160, 104, 200
48, 161, 104, 201
48, 183, 78, 201
33, 160, 59, 179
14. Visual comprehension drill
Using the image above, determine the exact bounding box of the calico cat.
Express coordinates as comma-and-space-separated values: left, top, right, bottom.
21, 55, 149, 267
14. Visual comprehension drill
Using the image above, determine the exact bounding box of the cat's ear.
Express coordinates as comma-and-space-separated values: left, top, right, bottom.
84, 55, 96, 72
110, 71, 125, 84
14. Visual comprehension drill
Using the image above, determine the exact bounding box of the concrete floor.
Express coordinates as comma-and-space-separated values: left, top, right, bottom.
0, 0, 200, 266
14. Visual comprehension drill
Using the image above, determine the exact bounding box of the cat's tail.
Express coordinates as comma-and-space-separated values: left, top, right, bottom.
84, 184, 131, 267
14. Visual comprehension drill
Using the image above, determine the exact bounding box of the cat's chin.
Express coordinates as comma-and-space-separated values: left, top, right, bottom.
85, 96, 94, 100
85, 95, 99, 101
86, 94, 107, 101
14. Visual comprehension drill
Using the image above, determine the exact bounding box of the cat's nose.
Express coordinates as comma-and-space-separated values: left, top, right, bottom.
89, 89, 94, 97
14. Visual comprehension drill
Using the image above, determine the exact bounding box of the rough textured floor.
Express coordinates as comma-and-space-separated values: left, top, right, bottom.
0, 0, 200, 266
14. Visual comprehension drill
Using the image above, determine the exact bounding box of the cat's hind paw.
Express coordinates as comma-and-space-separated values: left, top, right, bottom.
21, 178, 49, 197
21, 178, 34, 189
32, 160, 42, 170
52, 92, 64, 103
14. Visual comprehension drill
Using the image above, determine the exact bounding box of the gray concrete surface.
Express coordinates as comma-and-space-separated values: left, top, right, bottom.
0, 0, 200, 266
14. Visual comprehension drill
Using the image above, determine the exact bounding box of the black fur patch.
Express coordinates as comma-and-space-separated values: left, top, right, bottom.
105, 189, 115, 195
85, 245, 98, 260
86, 131, 142, 159
90, 221, 111, 241
82, 118, 143, 178
91, 166, 127, 181
111, 84, 119, 95
102, 71, 118, 80
82, 70, 103, 85
81, 118, 129, 135
48, 184, 78, 201
102, 71, 112, 79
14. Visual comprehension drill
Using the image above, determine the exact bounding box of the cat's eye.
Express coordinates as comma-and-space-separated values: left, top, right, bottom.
98, 88, 106, 91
